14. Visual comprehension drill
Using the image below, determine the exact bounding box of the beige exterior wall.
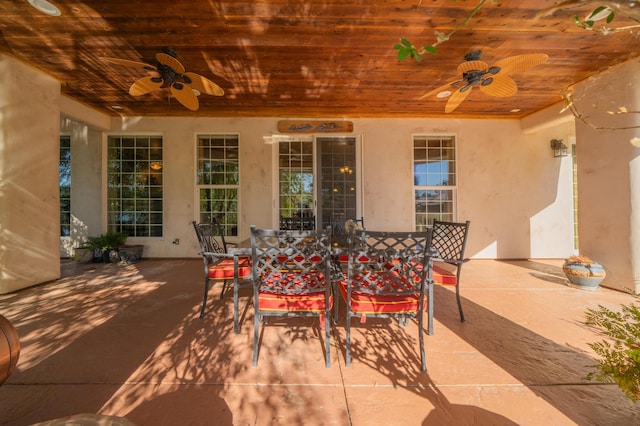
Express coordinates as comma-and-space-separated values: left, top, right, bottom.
573, 58, 640, 293
108, 115, 575, 261
0, 55, 61, 293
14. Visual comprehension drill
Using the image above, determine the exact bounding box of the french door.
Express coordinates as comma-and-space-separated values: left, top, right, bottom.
274, 136, 360, 233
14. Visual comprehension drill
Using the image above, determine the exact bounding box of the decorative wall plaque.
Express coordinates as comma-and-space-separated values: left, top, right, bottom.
277, 120, 353, 133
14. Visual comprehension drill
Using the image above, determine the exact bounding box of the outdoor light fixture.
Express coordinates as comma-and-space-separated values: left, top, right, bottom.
550, 139, 568, 157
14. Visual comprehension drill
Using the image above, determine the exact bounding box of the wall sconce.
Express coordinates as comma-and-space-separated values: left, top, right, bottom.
550, 139, 568, 157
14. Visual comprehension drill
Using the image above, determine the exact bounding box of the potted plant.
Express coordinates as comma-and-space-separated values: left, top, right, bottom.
87, 231, 128, 263
562, 255, 606, 290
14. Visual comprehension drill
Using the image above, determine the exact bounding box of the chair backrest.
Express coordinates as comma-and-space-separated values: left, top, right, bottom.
192, 220, 228, 255
431, 220, 470, 263
346, 229, 432, 297
250, 226, 332, 295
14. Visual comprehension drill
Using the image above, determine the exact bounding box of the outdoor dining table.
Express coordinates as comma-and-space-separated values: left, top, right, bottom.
230, 232, 438, 336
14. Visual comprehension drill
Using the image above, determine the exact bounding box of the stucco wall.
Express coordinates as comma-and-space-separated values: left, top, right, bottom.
108, 115, 575, 260
0, 55, 61, 293
59, 118, 103, 257
573, 58, 640, 293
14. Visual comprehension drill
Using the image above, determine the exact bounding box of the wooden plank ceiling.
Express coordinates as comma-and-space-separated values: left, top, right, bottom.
0, 0, 638, 118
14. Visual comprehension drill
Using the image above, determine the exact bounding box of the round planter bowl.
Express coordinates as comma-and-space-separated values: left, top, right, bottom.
563, 262, 606, 290
0, 314, 20, 385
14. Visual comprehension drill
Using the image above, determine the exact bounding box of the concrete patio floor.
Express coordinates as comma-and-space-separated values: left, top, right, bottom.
1, 258, 639, 425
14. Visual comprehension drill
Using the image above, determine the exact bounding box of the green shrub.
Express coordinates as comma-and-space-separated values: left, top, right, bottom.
585, 302, 640, 402
87, 231, 127, 251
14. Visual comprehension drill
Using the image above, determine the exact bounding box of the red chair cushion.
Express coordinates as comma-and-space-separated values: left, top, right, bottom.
258, 291, 333, 313
432, 262, 458, 286
338, 281, 425, 314
208, 257, 251, 280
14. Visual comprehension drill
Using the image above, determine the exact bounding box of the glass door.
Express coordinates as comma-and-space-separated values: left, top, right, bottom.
317, 137, 358, 238
275, 136, 360, 239
277, 139, 315, 230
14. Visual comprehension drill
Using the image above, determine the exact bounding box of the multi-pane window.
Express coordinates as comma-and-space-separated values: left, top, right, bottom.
197, 134, 239, 237
278, 140, 314, 223
413, 135, 457, 230
59, 135, 71, 237
107, 135, 163, 237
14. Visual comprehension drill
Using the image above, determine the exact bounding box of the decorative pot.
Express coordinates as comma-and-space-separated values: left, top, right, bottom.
562, 261, 606, 290
0, 314, 20, 385
118, 245, 144, 264
74, 247, 93, 263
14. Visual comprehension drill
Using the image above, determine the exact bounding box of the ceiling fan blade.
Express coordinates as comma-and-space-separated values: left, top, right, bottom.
479, 75, 518, 97
457, 60, 488, 74
492, 54, 548, 75
156, 53, 186, 74
445, 88, 472, 113
418, 80, 460, 99
184, 72, 224, 96
129, 76, 163, 96
170, 84, 199, 111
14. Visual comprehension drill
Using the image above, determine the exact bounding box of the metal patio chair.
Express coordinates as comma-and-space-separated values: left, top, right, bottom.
250, 226, 333, 367
192, 220, 251, 333
337, 228, 433, 371
430, 220, 471, 324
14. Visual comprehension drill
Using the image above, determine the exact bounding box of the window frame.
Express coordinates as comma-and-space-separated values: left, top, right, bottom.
106, 133, 164, 238
195, 133, 241, 239
413, 134, 458, 230
59, 133, 71, 237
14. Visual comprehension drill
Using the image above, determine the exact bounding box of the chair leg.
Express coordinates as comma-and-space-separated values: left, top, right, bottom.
252, 311, 260, 367
199, 278, 210, 319
233, 277, 240, 334
220, 279, 228, 300
345, 315, 352, 367
324, 309, 331, 368
427, 281, 434, 335
418, 312, 426, 372
456, 284, 465, 322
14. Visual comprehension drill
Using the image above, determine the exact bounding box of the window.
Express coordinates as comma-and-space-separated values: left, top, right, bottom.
413, 135, 457, 230
60, 135, 71, 237
196, 134, 239, 237
107, 135, 163, 237
278, 140, 314, 227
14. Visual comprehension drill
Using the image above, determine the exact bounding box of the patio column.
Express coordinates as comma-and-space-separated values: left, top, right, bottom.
0, 54, 61, 293
573, 57, 640, 294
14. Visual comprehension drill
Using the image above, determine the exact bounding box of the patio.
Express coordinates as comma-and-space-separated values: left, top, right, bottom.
1, 258, 639, 425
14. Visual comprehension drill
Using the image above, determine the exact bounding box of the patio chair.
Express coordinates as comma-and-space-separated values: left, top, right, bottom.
192, 220, 251, 333
337, 229, 433, 371
250, 225, 333, 367
430, 220, 471, 324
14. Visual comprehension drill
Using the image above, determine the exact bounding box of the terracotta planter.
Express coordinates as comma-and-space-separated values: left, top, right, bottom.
562, 261, 606, 290
0, 314, 20, 385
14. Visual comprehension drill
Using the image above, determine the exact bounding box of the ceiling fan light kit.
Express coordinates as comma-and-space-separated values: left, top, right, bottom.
28, 0, 61, 16
421, 50, 548, 113
101, 48, 224, 111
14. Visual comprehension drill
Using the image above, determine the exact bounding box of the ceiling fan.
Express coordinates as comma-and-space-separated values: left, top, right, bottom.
101, 48, 224, 111
419, 50, 549, 113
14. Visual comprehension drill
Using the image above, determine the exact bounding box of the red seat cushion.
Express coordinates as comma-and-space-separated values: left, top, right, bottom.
258, 291, 333, 312
338, 281, 425, 314
432, 262, 458, 286
208, 257, 251, 280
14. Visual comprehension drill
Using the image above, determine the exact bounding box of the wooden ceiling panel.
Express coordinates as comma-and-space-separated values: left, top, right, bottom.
1, 0, 638, 118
